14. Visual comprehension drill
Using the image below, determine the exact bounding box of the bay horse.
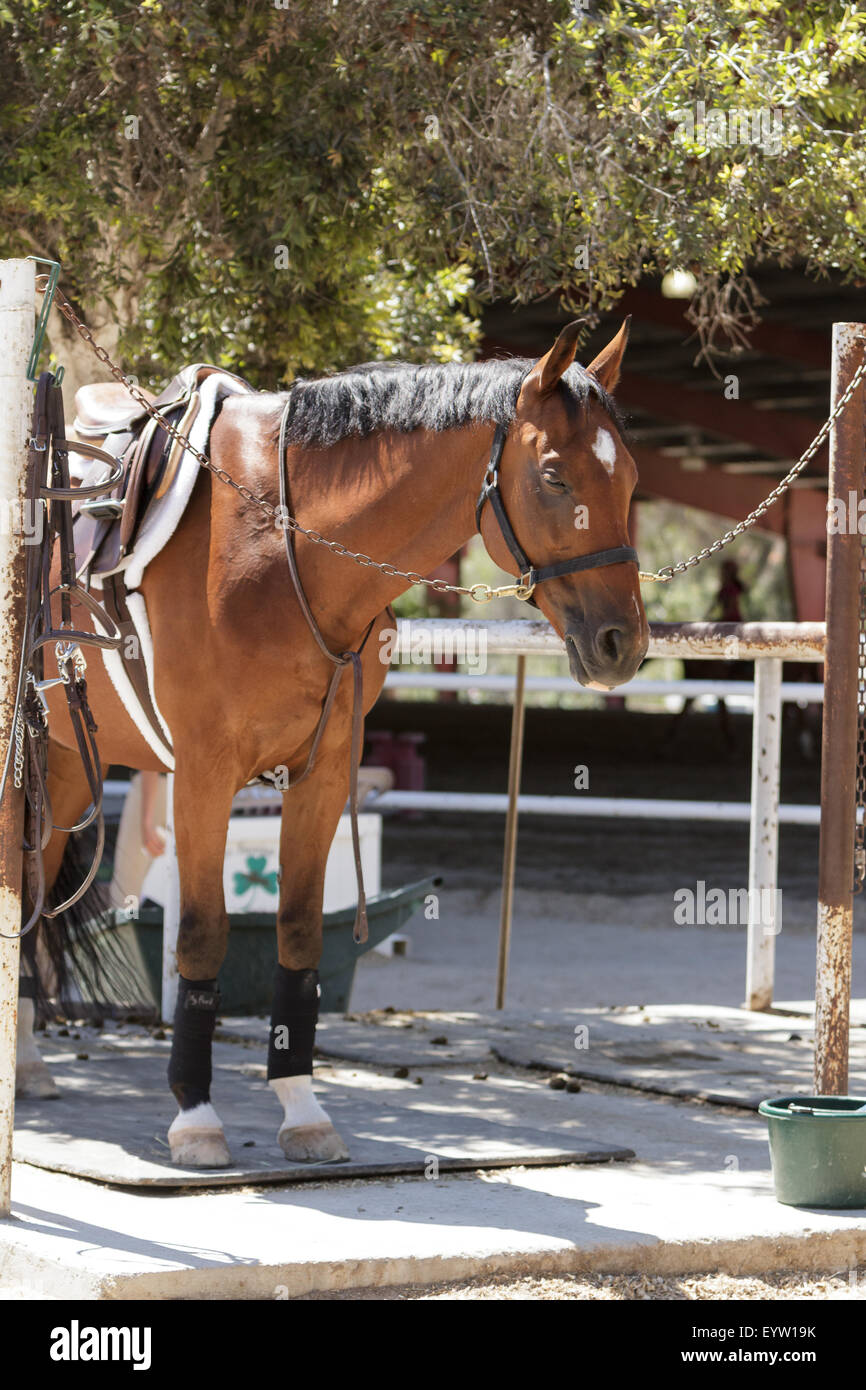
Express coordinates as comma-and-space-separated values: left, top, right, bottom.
17, 319, 648, 1167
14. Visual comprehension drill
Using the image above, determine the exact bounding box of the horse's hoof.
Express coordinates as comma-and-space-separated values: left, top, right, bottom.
15, 1060, 60, 1099
278, 1121, 350, 1164
168, 1126, 232, 1168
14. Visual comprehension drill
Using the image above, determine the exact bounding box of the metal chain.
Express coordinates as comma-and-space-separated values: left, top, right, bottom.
12, 708, 25, 791
655, 355, 866, 581
38, 282, 529, 603
38, 279, 866, 591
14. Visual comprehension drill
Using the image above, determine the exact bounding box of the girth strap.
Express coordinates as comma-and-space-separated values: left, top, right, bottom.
277, 400, 371, 944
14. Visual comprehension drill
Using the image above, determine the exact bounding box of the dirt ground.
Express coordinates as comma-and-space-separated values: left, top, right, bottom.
369, 700, 827, 908
304, 1271, 866, 1300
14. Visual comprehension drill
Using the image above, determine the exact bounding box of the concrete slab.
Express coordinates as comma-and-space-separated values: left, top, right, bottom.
4, 1071, 866, 1299
7, 1006, 866, 1299
12, 1029, 629, 1187
219, 1010, 495, 1068
223, 1004, 866, 1110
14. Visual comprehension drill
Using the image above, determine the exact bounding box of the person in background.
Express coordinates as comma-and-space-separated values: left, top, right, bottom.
110, 770, 167, 908
661, 558, 749, 753
714, 558, 746, 622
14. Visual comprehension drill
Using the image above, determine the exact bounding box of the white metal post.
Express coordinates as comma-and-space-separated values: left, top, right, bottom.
160, 771, 180, 1022
496, 655, 526, 1010
0, 259, 35, 1215
745, 657, 783, 1010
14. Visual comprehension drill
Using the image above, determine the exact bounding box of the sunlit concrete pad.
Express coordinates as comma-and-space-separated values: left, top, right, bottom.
265, 1005, 866, 1111
11, 1029, 631, 1189
4, 1075, 866, 1299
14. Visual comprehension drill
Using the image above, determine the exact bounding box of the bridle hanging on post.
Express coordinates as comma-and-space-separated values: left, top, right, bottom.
0, 373, 124, 940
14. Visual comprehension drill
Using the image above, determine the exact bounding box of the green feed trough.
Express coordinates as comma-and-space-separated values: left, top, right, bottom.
760, 1095, 866, 1209
93, 876, 440, 1015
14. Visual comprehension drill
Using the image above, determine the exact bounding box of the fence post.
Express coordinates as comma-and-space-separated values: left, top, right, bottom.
815, 322, 866, 1094
495, 655, 526, 1010
744, 658, 782, 1010
0, 259, 35, 1215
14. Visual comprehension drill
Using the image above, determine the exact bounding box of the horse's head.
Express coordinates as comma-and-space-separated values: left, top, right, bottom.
482, 319, 649, 689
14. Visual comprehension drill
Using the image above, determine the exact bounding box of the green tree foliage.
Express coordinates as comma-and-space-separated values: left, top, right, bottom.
2, 1, 865, 382
0, 0, 481, 383
350, 0, 866, 358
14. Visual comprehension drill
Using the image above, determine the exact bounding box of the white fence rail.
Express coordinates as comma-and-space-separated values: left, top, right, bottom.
385, 671, 824, 702
388, 620, 824, 1011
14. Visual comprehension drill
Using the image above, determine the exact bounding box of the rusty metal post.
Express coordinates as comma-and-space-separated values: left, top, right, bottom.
815, 323, 866, 1094
495, 655, 526, 1010
0, 259, 35, 1215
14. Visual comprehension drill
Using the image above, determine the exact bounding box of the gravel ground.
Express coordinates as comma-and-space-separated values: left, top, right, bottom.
303, 1271, 866, 1300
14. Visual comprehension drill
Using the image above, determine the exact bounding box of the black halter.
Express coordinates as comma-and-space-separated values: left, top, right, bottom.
475, 419, 639, 600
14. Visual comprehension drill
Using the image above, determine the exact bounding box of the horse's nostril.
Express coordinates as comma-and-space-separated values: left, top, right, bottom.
599, 624, 623, 663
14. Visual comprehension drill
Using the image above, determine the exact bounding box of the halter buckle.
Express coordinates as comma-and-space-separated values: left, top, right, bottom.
514, 572, 536, 601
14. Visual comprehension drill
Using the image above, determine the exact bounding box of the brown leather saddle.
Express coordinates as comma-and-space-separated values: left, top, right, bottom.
73, 363, 238, 579
70, 363, 251, 763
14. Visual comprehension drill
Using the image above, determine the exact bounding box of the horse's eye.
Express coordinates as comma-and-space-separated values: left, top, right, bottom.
542, 470, 568, 493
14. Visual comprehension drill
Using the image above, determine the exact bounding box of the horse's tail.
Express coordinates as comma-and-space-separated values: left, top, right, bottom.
22, 826, 143, 1021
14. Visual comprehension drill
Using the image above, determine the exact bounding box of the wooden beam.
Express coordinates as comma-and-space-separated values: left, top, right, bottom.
620, 370, 826, 462
617, 287, 830, 370
635, 445, 787, 533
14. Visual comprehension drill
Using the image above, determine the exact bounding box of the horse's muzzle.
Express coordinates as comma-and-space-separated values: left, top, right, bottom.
565, 621, 648, 690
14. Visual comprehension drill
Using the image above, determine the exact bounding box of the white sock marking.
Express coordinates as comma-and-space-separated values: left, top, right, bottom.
168, 1100, 224, 1134
270, 1074, 331, 1129
592, 426, 617, 475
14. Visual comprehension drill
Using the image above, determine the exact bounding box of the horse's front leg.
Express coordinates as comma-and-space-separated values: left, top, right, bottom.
269, 741, 353, 1163
166, 754, 236, 1168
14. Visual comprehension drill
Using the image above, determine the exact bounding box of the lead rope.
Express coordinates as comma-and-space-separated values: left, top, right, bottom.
277, 399, 371, 944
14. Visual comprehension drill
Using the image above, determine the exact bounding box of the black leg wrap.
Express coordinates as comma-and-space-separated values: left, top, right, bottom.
267, 966, 320, 1079
167, 977, 220, 1110
19, 976, 36, 1001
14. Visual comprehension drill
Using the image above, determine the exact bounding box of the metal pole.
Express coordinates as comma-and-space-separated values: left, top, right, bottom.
0, 259, 35, 1215
395, 618, 826, 662
745, 657, 782, 1010
815, 322, 866, 1094
495, 655, 526, 1010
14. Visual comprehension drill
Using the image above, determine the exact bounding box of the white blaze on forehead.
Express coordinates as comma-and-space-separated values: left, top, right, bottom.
592, 426, 617, 476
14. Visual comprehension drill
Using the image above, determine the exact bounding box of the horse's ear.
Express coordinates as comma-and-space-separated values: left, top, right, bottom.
531, 320, 586, 397
585, 318, 631, 393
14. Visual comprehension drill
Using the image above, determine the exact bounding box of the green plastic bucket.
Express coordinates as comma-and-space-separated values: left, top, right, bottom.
759, 1095, 866, 1208
86, 876, 440, 1016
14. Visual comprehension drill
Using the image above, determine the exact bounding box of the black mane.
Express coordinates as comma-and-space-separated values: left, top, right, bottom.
275, 357, 623, 449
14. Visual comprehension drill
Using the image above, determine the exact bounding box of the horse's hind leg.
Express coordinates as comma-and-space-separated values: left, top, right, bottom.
269, 741, 353, 1164
16, 740, 95, 1099
165, 754, 235, 1167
